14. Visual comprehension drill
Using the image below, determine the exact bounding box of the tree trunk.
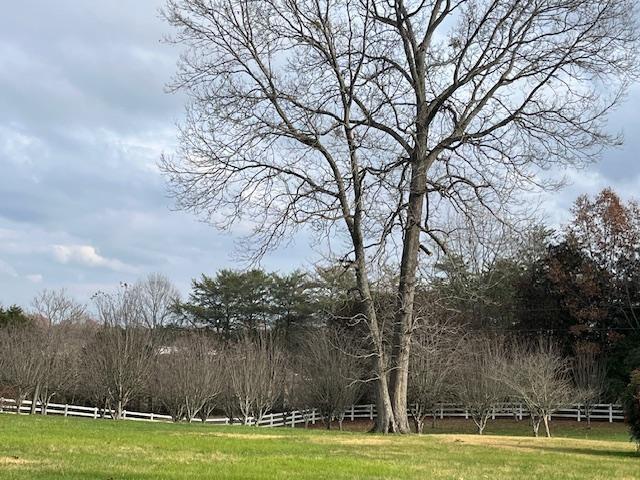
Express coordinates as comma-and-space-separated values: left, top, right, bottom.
372, 369, 396, 433
389, 157, 428, 434
543, 414, 551, 438
415, 417, 424, 434
41, 394, 53, 416
474, 416, 487, 435
30, 383, 40, 415
15, 393, 25, 415
351, 232, 396, 434
531, 415, 541, 437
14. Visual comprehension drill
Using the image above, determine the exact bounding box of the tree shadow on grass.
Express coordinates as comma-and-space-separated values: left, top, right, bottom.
520, 443, 639, 460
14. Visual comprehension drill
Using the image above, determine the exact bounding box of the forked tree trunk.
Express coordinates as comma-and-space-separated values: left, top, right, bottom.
390, 156, 429, 434
531, 415, 541, 437
473, 415, 488, 435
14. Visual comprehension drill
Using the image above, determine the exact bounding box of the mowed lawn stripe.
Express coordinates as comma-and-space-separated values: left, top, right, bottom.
0, 415, 637, 479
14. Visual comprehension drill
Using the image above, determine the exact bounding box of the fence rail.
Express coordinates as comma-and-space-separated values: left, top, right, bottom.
0, 398, 624, 427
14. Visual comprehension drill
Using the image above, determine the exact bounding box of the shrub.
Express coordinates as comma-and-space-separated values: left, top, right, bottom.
623, 369, 640, 450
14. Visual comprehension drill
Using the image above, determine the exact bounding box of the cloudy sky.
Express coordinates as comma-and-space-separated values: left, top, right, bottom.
1, 1, 639, 307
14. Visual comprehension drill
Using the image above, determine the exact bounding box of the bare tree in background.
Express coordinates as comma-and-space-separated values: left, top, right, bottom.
162, 0, 638, 432
0, 326, 43, 413
296, 328, 364, 430
455, 336, 508, 434
134, 273, 181, 329
32, 289, 86, 327
30, 289, 86, 414
153, 332, 222, 422
572, 344, 607, 428
501, 337, 575, 437
227, 334, 287, 425
408, 320, 464, 433
36, 326, 81, 414
86, 288, 158, 419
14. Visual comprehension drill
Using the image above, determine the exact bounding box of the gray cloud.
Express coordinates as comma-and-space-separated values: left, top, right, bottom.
0, 1, 638, 307
0, 0, 310, 307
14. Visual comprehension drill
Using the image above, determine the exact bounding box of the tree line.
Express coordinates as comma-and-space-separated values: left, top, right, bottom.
1, 189, 640, 442
0, 289, 618, 438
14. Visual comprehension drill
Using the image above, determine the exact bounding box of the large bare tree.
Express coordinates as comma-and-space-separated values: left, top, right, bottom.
161, 0, 638, 432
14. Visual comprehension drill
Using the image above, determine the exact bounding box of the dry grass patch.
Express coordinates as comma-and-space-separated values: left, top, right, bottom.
435, 434, 636, 457
0, 455, 43, 467
203, 432, 287, 440
307, 435, 396, 446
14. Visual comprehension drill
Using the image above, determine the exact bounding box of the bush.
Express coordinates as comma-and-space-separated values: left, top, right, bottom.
623, 369, 640, 450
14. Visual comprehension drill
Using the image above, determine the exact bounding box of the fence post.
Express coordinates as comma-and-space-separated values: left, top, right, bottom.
351, 405, 355, 421
609, 404, 613, 423
93, 407, 98, 419
577, 405, 581, 422
518, 404, 523, 421
291, 411, 296, 428
464, 409, 468, 420
491, 407, 495, 420
123, 410, 127, 419
64, 404, 69, 417
369, 404, 373, 420
440, 405, 444, 420
150, 412, 154, 422
0, 397, 4, 413
312, 408, 316, 425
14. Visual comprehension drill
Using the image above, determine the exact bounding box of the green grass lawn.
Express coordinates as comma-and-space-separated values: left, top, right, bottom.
0, 414, 637, 479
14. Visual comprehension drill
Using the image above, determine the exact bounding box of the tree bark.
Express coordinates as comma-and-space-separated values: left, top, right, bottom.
350, 202, 396, 434
543, 414, 551, 438
390, 157, 428, 433
30, 383, 40, 415
531, 415, 541, 437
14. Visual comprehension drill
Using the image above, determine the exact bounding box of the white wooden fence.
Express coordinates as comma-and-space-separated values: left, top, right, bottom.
0, 398, 624, 427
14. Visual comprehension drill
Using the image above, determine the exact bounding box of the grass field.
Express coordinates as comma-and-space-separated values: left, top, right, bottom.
0, 414, 637, 479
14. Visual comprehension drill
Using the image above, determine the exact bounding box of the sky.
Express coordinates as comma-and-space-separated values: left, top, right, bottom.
1, 1, 639, 308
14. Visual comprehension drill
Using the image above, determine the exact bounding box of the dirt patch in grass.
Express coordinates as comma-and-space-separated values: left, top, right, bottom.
0, 456, 41, 467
